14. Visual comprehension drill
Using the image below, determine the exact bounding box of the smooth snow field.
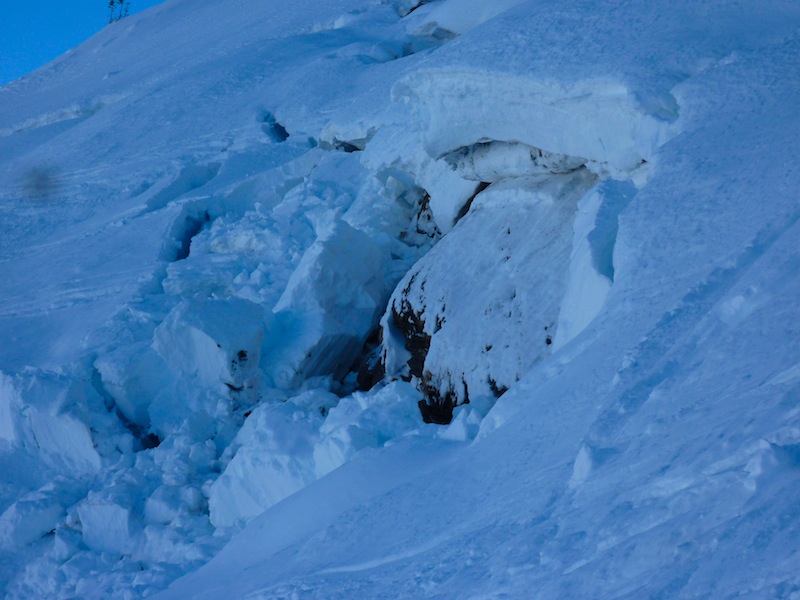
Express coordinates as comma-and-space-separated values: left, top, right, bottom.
2, 0, 800, 597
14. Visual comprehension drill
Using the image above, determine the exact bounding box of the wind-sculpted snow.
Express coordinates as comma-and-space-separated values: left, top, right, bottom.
1, 0, 800, 598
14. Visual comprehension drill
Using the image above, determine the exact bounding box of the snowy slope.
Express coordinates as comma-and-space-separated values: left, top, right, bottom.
1, 0, 800, 597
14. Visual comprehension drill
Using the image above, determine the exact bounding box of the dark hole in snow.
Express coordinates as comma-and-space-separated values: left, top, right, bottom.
357, 353, 386, 391
141, 433, 161, 449
260, 110, 289, 142
352, 326, 386, 392
225, 382, 244, 392
318, 138, 365, 153
546, 336, 553, 345
174, 211, 211, 261
365, 325, 382, 347
418, 397, 454, 424
22, 165, 62, 198
114, 406, 161, 451
333, 140, 363, 153
454, 181, 490, 224
398, 0, 432, 17
237, 350, 248, 362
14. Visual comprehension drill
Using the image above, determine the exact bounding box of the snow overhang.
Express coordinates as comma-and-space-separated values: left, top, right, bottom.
393, 69, 679, 179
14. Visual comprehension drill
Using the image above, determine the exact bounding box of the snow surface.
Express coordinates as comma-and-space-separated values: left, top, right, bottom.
2, 0, 800, 597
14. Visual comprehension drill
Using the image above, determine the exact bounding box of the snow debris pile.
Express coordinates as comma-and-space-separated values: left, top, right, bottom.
2, 0, 800, 598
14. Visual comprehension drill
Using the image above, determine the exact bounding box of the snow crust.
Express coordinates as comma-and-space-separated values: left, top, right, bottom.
1, 0, 800, 597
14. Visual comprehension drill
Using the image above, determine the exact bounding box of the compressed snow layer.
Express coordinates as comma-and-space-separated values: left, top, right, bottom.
394, 70, 674, 175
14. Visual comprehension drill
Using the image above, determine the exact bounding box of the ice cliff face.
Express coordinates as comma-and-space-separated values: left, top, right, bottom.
2, 0, 800, 598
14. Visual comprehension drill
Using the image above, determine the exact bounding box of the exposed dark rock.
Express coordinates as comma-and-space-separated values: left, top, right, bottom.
414, 192, 441, 238
488, 377, 509, 398
418, 373, 469, 424
353, 327, 386, 392
389, 276, 431, 380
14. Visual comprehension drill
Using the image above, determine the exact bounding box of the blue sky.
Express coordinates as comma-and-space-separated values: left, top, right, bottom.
0, 0, 164, 86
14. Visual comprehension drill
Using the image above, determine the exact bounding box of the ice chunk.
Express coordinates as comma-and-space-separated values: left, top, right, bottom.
314, 381, 423, 477
95, 342, 171, 428
0, 373, 101, 475
415, 156, 480, 234
265, 219, 388, 387
0, 490, 63, 548
208, 389, 337, 528
144, 486, 183, 525
153, 297, 265, 391
77, 498, 137, 554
